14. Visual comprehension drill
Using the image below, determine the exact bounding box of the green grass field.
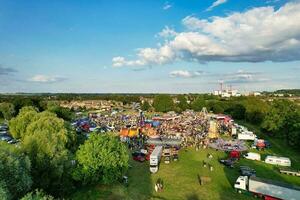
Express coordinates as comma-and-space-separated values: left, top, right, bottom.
71, 122, 300, 200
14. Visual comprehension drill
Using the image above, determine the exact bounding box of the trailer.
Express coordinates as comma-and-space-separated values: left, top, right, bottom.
265, 156, 291, 167
238, 131, 257, 141
244, 152, 261, 161
279, 168, 300, 177
234, 176, 300, 200
149, 146, 163, 173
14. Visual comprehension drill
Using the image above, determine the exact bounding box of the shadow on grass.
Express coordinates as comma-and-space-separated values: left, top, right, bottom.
185, 193, 200, 200
125, 159, 153, 200
222, 158, 293, 200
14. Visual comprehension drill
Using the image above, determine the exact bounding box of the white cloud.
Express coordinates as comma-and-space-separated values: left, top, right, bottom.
170, 70, 204, 78
163, 2, 172, 10
206, 0, 227, 11
221, 70, 269, 84
28, 75, 67, 83
157, 26, 178, 38
112, 2, 300, 67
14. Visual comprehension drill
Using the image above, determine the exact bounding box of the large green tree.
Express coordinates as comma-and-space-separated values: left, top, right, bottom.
176, 95, 189, 113
47, 101, 74, 121
0, 102, 15, 120
21, 111, 74, 195
73, 133, 129, 185
0, 142, 32, 200
153, 95, 174, 113
141, 101, 151, 111
262, 100, 300, 148
10, 108, 75, 196
243, 97, 268, 124
21, 190, 54, 200
191, 97, 206, 112
9, 106, 38, 139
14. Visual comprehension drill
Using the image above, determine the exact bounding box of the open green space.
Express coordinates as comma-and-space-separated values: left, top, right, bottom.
71, 141, 300, 200
72, 119, 300, 200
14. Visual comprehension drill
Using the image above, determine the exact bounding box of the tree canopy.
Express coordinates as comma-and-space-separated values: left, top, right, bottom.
9, 107, 76, 196
0, 142, 32, 200
0, 102, 15, 120
73, 133, 129, 185
9, 106, 38, 139
191, 97, 206, 112
176, 95, 189, 113
21, 190, 54, 200
153, 95, 174, 113
262, 100, 300, 148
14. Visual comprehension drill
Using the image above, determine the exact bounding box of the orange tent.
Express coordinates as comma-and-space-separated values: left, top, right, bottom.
120, 128, 129, 137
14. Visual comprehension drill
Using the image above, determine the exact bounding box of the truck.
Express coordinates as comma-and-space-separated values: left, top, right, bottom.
234, 176, 300, 200
244, 152, 261, 161
150, 146, 163, 173
238, 131, 257, 141
265, 156, 291, 167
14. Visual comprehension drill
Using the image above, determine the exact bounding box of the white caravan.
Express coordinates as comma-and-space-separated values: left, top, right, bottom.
265, 156, 291, 167
243, 152, 261, 161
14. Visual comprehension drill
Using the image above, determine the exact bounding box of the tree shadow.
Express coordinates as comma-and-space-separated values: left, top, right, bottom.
221, 158, 296, 200
186, 193, 200, 200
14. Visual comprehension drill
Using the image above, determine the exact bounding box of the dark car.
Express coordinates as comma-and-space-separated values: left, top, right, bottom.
219, 158, 237, 168
264, 140, 271, 148
239, 166, 256, 177
173, 154, 179, 161
132, 152, 146, 162
164, 156, 170, 164
0, 135, 12, 142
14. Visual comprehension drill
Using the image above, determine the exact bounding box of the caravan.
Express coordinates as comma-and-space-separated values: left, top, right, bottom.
265, 156, 291, 167
243, 152, 261, 161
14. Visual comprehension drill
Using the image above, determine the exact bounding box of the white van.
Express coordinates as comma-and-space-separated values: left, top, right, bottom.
265, 156, 291, 167
244, 152, 261, 161
150, 146, 163, 173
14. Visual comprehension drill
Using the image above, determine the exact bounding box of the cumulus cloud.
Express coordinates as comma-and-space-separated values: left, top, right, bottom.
28, 75, 67, 83
0, 66, 17, 75
170, 70, 204, 78
112, 2, 300, 67
206, 0, 227, 11
157, 26, 178, 38
163, 2, 172, 10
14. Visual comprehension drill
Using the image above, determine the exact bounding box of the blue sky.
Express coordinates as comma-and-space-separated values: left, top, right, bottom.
0, 0, 299, 93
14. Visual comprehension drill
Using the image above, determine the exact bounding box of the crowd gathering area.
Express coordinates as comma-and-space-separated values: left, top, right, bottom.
70, 106, 300, 200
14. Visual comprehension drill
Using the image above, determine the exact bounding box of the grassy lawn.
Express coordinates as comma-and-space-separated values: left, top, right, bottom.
72, 148, 251, 200
71, 122, 300, 200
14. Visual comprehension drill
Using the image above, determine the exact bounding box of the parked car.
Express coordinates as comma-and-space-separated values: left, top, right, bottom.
173, 154, 179, 161
0, 135, 12, 142
219, 158, 237, 168
164, 156, 170, 164
132, 152, 146, 162
264, 140, 271, 148
239, 166, 256, 177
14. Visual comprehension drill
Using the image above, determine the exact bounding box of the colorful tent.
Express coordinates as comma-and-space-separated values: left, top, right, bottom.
128, 128, 138, 137
120, 128, 129, 137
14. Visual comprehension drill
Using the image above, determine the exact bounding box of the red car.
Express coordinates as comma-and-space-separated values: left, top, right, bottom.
132, 152, 146, 162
